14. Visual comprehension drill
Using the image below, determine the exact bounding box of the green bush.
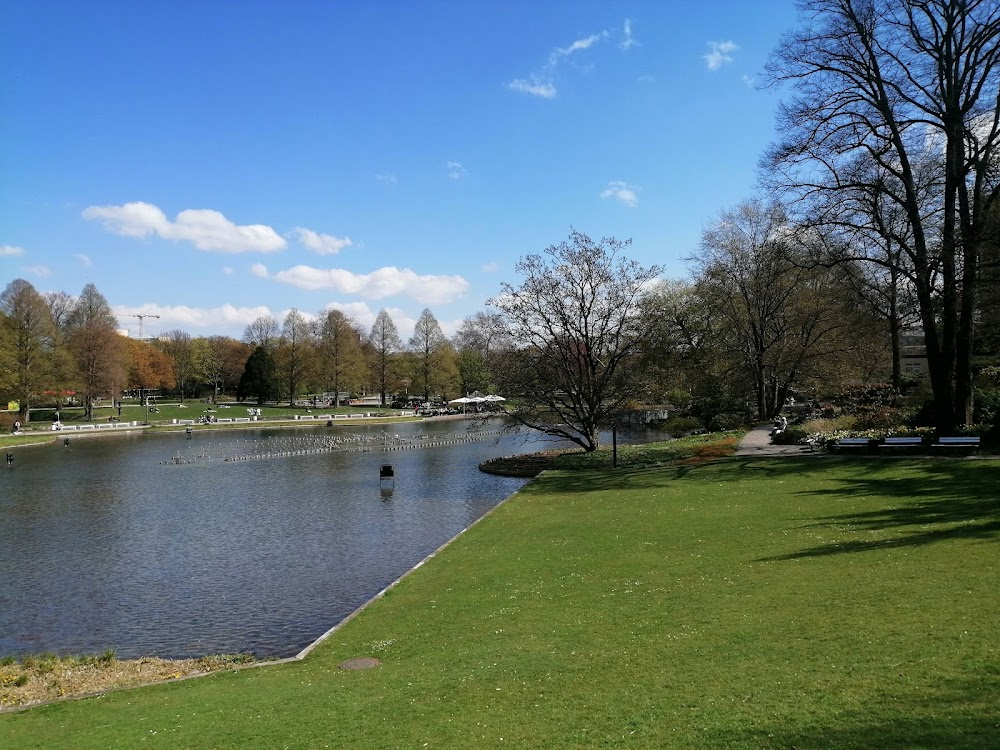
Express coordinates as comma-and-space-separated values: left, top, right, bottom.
708, 412, 747, 432
973, 389, 1000, 425
662, 415, 704, 436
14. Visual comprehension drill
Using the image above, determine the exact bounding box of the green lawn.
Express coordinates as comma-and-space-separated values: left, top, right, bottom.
0, 403, 412, 448
2, 455, 998, 748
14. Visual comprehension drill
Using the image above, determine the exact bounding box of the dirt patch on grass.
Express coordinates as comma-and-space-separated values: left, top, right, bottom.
677, 437, 740, 464
0, 653, 253, 711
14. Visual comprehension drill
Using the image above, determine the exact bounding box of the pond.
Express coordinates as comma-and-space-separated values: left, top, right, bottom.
0, 419, 665, 660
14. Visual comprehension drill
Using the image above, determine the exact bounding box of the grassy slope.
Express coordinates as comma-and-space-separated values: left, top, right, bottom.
2, 456, 998, 749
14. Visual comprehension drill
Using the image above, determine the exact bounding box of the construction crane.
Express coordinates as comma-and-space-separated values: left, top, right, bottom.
129, 313, 160, 339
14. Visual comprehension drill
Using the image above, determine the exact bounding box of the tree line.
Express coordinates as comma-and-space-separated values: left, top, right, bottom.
0, 278, 510, 423
3, 1, 997, 446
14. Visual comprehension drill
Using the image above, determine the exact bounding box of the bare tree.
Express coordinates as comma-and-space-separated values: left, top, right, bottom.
243, 315, 280, 352
159, 329, 194, 401
693, 200, 875, 420
488, 230, 662, 452
453, 311, 508, 394
0, 279, 57, 423
765, 0, 1000, 432
368, 309, 402, 407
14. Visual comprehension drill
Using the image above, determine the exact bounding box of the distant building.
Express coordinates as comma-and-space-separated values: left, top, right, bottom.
900, 330, 928, 375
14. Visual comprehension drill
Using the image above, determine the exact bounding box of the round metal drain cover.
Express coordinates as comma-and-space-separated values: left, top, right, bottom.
338, 657, 381, 670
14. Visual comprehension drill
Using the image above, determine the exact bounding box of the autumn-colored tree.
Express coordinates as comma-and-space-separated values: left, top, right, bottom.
125, 338, 175, 396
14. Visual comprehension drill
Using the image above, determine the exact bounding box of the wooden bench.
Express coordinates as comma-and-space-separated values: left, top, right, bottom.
930, 436, 981, 452
830, 437, 873, 453
878, 436, 924, 452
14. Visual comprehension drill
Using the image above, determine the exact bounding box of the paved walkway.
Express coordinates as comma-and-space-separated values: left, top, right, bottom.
734, 423, 818, 457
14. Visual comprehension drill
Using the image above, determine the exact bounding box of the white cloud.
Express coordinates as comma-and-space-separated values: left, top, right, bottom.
82, 201, 287, 253
250, 263, 270, 278
704, 41, 739, 70
741, 74, 756, 88
620, 19, 639, 50
447, 161, 467, 180
114, 303, 273, 332
1, 244, 25, 257
375, 172, 398, 184
482, 261, 500, 273
266, 264, 469, 305
508, 30, 608, 99
549, 32, 607, 65
291, 227, 353, 255
637, 74, 656, 85
321, 299, 376, 324
600, 181, 640, 207
74, 253, 93, 267
507, 77, 558, 98
23, 265, 52, 277
223, 266, 235, 275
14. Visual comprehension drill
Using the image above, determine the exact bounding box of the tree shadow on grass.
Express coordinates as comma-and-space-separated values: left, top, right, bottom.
758, 461, 1000, 560
708, 669, 1000, 749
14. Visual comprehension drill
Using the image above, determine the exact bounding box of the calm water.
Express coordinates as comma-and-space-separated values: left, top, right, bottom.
0, 420, 533, 659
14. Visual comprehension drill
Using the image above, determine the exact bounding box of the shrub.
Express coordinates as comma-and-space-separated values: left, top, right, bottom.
905, 398, 936, 427
802, 416, 856, 434
662, 415, 704, 436
708, 413, 747, 432
973, 389, 1000, 426
771, 427, 808, 445
852, 407, 906, 431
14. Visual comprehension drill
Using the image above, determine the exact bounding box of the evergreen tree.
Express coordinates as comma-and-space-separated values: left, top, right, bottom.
236, 346, 279, 405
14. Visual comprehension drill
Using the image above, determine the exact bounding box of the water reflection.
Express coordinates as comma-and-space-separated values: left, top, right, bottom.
0, 421, 529, 659
0, 420, 667, 659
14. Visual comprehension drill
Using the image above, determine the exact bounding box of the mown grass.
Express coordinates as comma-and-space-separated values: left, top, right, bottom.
552, 430, 742, 471
1, 455, 997, 748
0, 403, 417, 448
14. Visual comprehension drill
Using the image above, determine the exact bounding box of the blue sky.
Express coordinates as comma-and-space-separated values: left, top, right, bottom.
1, 1, 799, 340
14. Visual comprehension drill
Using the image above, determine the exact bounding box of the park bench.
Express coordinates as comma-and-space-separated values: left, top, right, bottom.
930, 436, 981, 453
878, 436, 925, 452
829, 437, 873, 453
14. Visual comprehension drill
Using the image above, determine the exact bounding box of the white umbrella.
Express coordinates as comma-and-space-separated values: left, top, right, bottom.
483, 395, 506, 402
448, 397, 472, 404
